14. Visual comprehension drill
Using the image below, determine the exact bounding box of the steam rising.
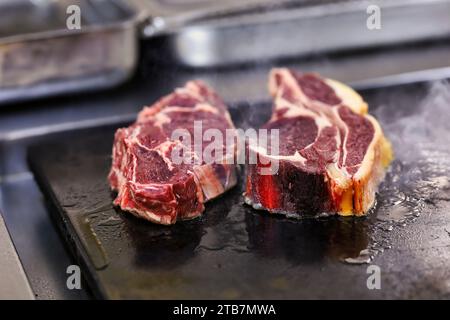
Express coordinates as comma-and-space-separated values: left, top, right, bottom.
345, 81, 450, 264
375, 81, 450, 161
373, 80, 450, 213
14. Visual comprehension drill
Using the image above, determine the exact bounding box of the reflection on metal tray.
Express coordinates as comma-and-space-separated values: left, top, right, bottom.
0, 0, 139, 105
139, 0, 450, 67
28, 91, 450, 299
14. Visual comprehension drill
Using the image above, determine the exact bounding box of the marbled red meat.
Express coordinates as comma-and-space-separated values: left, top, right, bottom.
245, 68, 393, 216
109, 81, 237, 225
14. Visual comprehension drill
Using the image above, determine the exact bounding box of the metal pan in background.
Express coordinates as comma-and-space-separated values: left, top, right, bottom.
138, 0, 450, 67
0, 0, 141, 105
2, 0, 450, 106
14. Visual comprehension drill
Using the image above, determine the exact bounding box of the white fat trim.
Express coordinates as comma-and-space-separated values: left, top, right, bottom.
126, 181, 179, 226
120, 149, 127, 174
271, 69, 305, 106
174, 87, 202, 101
129, 183, 177, 201
152, 140, 178, 171
272, 98, 337, 156
113, 168, 127, 191
163, 103, 219, 115
152, 112, 171, 127
274, 98, 332, 131
314, 111, 333, 129
193, 103, 220, 114
274, 71, 344, 163
280, 69, 332, 110
326, 163, 351, 188
325, 78, 367, 114
127, 125, 141, 144
126, 125, 179, 172
182, 82, 204, 100
132, 153, 138, 183
332, 107, 349, 167
275, 97, 317, 118
193, 165, 224, 200
352, 114, 382, 181
162, 101, 236, 128
120, 195, 175, 225
248, 144, 306, 165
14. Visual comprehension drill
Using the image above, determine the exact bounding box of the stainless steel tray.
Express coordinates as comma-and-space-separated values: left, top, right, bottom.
139, 0, 450, 67
0, 0, 141, 105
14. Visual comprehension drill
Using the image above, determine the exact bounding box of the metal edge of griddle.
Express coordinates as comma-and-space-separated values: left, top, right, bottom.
0, 211, 35, 300
0, 70, 135, 107
27, 153, 107, 299
349, 66, 450, 91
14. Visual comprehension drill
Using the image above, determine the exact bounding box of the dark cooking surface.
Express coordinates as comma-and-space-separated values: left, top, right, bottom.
28, 91, 450, 299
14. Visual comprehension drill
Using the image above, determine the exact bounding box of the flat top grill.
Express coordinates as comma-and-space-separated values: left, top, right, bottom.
1, 0, 450, 299
24, 81, 450, 299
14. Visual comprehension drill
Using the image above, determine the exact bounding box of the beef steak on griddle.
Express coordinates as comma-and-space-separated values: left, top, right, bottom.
109, 81, 237, 225
245, 68, 393, 216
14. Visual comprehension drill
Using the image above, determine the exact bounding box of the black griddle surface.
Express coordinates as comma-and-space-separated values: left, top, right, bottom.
29, 95, 450, 299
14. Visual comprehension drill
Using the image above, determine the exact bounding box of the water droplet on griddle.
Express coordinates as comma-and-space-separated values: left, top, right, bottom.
97, 215, 123, 227
342, 249, 374, 264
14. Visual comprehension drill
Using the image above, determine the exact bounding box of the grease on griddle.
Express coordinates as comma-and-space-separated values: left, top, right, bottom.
343, 81, 450, 264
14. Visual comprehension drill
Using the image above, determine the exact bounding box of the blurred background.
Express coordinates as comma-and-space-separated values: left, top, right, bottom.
1, 0, 450, 299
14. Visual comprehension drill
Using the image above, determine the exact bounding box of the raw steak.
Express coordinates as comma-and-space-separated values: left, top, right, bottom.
109, 81, 237, 225
244, 68, 393, 216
